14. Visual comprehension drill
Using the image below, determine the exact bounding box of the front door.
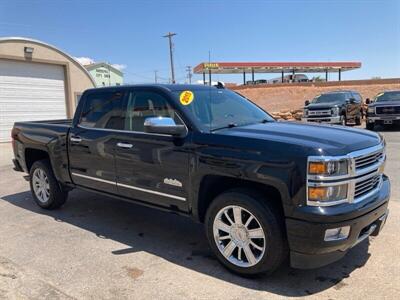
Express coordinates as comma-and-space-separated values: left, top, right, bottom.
114, 89, 190, 212
69, 89, 125, 194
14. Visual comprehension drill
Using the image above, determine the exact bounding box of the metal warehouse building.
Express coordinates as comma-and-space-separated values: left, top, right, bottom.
0, 37, 96, 142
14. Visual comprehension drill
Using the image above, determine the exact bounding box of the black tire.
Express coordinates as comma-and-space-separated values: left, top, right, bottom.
338, 114, 346, 126
355, 115, 362, 126
29, 159, 68, 209
205, 189, 287, 276
366, 122, 375, 131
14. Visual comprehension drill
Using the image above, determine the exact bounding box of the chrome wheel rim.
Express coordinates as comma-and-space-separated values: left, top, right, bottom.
32, 168, 50, 203
213, 205, 266, 267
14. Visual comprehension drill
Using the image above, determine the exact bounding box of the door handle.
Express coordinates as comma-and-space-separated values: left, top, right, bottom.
117, 142, 133, 149
70, 136, 82, 143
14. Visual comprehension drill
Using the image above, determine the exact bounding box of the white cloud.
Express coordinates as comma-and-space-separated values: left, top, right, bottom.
111, 64, 127, 71
74, 57, 95, 66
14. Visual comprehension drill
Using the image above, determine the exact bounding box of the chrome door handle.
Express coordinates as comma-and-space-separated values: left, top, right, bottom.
117, 142, 133, 149
70, 136, 82, 143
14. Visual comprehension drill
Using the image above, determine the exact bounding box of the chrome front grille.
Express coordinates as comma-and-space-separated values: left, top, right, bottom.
355, 174, 381, 198
308, 110, 331, 116
307, 143, 386, 206
355, 149, 384, 171
376, 106, 400, 115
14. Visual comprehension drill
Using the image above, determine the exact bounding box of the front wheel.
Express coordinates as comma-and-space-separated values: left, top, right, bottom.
29, 160, 68, 209
355, 115, 362, 126
366, 121, 375, 130
205, 189, 287, 276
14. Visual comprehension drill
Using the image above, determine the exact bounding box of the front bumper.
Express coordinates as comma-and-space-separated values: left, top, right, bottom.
287, 175, 390, 269
367, 115, 400, 125
302, 115, 342, 124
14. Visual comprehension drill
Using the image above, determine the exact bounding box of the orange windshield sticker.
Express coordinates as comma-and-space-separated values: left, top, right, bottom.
180, 90, 194, 105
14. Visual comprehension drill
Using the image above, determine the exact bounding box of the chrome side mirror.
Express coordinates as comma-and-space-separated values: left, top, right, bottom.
144, 117, 187, 137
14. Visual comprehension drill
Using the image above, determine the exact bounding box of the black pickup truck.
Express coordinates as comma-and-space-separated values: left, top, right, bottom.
365, 90, 400, 130
12, 84, 390, 276
302, 90, 363, 125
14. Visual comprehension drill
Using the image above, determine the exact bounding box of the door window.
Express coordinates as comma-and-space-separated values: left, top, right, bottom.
80, 91, 125, 129
124, 91, 181, 132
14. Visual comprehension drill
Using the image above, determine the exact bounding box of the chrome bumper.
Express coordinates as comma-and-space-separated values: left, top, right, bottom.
368, 116, 400, 122
302, 115, 342, 124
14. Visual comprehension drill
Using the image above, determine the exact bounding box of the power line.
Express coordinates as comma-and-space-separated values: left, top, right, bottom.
163, 32, 177, 84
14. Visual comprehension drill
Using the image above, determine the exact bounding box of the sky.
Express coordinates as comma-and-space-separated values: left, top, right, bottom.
0, 0, 399, 84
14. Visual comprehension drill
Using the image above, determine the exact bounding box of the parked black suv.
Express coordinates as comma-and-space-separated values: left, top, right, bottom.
12, 84, 390, 276
302, 91, 363, 125
365, 90, 400, 130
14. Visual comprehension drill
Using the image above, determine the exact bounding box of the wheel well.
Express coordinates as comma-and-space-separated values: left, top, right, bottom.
25, 148, 49, 172
197, 175, 283, 223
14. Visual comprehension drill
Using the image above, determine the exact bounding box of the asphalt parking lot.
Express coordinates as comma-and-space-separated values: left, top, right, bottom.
0, 125, 399, 300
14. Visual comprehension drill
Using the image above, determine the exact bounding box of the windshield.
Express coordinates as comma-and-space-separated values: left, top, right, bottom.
374, 91, 400, 102
172, 88, 274, 132
312, 93, 347, 104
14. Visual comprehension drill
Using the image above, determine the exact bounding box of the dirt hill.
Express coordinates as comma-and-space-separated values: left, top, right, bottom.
233, 79, 400, 113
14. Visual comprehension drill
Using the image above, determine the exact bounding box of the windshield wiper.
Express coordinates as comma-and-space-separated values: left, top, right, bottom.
211, 122, 237, 132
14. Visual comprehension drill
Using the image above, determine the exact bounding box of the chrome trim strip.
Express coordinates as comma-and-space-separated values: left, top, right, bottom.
117, 182, 186, 201
77, 125, 173, 137
71, 172, 186, 201
71, 172, 116, 185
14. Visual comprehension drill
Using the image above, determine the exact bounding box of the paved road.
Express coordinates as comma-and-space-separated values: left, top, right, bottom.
0, 125, 399, 299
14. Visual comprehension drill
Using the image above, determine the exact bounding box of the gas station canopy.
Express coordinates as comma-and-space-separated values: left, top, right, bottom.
193, 62, 361, 74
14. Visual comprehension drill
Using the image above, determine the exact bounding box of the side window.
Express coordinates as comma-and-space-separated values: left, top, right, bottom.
124, 91, 180, 132
80, 91, 125, 129
353, 93, 362, 103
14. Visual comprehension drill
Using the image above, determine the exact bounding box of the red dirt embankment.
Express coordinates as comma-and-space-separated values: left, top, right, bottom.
233, 78, 400, 113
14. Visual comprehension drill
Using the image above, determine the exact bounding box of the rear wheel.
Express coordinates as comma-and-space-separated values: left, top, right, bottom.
205, 189, 287, 276
29, 160, 68, 209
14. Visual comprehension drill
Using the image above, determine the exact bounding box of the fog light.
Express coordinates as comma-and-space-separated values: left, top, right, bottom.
324, 226, 350, 241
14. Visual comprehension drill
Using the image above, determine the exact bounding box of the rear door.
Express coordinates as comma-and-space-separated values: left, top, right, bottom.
68, 89, 125, 194
113, 88, 191, 212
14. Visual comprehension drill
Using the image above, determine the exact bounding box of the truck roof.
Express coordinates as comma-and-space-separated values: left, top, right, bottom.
84, 84, 216, 93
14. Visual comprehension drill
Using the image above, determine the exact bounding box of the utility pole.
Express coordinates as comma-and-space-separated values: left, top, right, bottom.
163, 32, 176, 84
186, 66, 192, 84
154, 70, 158, 83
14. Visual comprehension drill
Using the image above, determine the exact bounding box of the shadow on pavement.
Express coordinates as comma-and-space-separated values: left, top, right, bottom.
372, 124, 400, 132
2, 189, 372, 297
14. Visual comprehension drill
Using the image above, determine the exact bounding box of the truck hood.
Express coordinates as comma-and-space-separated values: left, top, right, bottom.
305, 102, 342, 110
369, 101, 400, 107
217, 121, 382, 156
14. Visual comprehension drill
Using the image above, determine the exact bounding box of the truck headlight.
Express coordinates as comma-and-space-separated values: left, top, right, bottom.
308, 160, 348, 177
331, 107, 339, 116
308, 184, 348, 204
367, 107, 375, 113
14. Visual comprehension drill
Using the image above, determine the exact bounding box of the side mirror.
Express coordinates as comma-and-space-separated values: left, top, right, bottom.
366, 98, 370, 104
304, 100, 310, 106
144, 117, 187, 137
348, 98, 356, 104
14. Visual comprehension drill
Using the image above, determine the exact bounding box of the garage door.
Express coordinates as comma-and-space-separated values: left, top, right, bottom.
0, 59, 67, 142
